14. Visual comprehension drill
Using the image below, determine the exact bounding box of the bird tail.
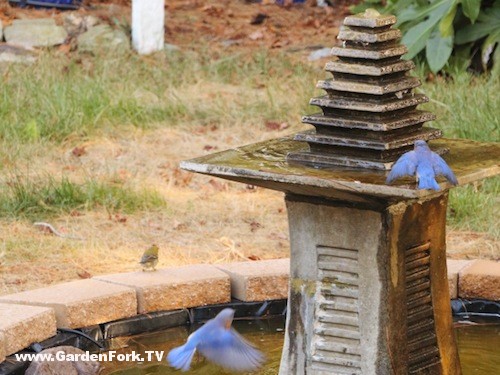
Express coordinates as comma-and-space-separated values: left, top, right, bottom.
418, 175, 440, 190
167, 343, 196, 372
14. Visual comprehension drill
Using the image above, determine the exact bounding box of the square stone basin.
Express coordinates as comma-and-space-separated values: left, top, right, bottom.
180, 137, 499, 205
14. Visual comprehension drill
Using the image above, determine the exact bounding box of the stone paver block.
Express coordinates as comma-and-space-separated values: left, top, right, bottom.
459, 260, 500, 300
446, 259, 473, 299
216, 259, 290, 302
0, 304, 56, 356
0, 280, 136, 329
95, 264, 230, 314
0, 332, 5, 363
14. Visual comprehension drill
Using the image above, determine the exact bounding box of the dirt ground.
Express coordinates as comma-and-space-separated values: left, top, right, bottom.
0, 1, 498, 296
1, 0, 355, 50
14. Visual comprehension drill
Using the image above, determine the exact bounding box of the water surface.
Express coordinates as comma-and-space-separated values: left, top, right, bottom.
102, 317, 500, 375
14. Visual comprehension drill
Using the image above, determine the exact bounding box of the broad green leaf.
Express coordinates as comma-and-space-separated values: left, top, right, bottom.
477, 5, 500, 24
446, 44, 473, 72
456, 22, 500, 44
462, 0, 481, 23
402, 20, 436, 59
401, 1, 451, 59
481, 29, 500, 70
491, 45, 500, 78
426, 29, 454, 73
439, 2, 457, 37
396, 0, 450, 26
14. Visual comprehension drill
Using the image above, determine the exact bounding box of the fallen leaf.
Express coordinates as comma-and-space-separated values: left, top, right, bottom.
173, 221, 188, 230
114, 214, 127, 223
250, 13, 268, 25
265, 121, 289, 131
77, 270, 92, 279
58, 43, 71, 55
249, 221, 262, 232
248, 255, 262, 261
209, 179, 227, 191
72, 146, 86, 157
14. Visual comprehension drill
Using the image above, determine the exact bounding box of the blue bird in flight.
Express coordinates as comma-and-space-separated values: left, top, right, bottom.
386, 140, 458, 190
167, 308, 264, 372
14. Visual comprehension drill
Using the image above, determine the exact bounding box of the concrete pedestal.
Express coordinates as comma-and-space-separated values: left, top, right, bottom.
132, 0, 165, 55
181, 136, 499, 375
280, 194, 459, 374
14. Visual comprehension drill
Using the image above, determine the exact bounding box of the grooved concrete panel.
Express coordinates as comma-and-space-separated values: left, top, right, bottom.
446, 259, 473, 299
459, 260, 500, 300
95, 264, 231, 314
0, 280, 136, 329
216, 259, 290, 301
0, 304, 56, 356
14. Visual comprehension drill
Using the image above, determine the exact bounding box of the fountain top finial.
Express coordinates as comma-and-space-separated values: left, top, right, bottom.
344, 9, 396, 28
363, 8, 381, 18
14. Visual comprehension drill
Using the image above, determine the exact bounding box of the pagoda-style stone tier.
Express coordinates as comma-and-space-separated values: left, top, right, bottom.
288, 10, 441, 170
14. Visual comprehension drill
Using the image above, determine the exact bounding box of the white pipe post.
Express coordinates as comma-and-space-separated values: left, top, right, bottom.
132, 0, 165, 55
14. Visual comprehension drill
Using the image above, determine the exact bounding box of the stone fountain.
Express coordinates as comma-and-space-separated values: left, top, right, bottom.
181, 11, 500, 375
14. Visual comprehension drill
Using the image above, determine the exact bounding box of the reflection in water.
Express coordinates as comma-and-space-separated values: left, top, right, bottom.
102, 318, 500, 375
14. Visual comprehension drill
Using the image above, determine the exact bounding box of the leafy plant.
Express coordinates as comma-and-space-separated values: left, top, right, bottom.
351, 0, 500, 73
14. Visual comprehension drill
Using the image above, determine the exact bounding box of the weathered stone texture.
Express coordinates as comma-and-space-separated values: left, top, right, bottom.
459, 260, 500, 300
25, 346, 100, 375
217, 259, 290, 301
4, 19, 67, 47
0, 280, 136, 329
95, 264, 230, 313
0, 332, 5, 363
77, 24, 130, 54
0, 304, 56, 356
446, 259, 473, 299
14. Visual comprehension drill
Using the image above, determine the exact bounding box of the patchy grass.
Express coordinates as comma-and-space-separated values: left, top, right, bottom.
0, 173, 166, 219
0, 48, 498, 295
417, 72, 499, 238
0, 50, 317, 146
3, 49, 497, 235
448, 178, 499, 239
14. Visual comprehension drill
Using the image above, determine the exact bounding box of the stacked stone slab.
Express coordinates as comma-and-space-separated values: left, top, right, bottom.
287, 10, 442, 170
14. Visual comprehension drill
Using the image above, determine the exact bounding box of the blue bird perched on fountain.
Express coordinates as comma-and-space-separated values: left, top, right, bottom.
167, 308, 265, 372
386, 140, 458, 190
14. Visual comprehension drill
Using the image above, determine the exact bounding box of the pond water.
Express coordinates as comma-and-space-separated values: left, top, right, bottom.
101, 317, 500, 375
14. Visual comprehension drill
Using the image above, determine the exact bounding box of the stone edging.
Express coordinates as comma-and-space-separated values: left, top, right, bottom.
0, 258, 498, 364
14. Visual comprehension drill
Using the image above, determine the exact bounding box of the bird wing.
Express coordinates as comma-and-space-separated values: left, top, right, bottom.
431, 153, 458, 185
198, 329, 264, 372
386, 151, 418, 184
140, 254, 158, 264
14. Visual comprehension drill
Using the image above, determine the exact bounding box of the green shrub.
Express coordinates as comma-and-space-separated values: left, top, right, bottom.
351, 0, 500, 74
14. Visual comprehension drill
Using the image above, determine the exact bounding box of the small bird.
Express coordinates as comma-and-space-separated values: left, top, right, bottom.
386, 140, 458, 190
139, 244, 159, 271
167, 308, 264, 372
